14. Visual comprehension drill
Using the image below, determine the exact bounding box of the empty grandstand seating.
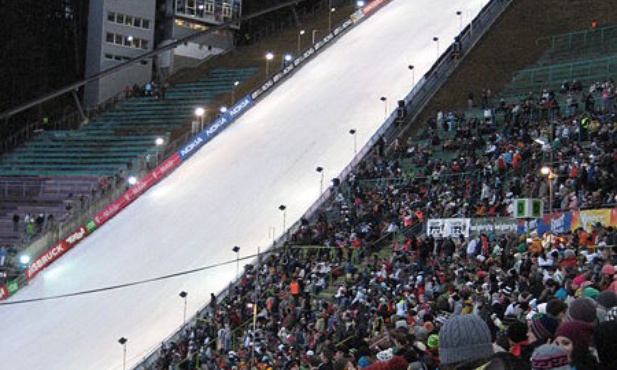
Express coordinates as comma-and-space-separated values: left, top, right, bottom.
0, 67, 258, 247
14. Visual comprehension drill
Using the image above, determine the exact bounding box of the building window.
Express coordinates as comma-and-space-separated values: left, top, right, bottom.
107, 11, 151, 29
106, 33, 114, 43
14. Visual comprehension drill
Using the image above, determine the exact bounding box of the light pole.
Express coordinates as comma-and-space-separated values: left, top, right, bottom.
278, 204, 287, 237
433, 37, 440, 58
179, 291, 188, 325
194, 107, 205, 132
456, 11, 463, 32
312, 29, 318, 44
118, 337, 128, 370
231, 81, 239, 105
297, 29, 305, 54
232, 246, 240, 277
328, 4, 336, 32
249, 246, 261, 367
408, 65, 415, 86
316, 166, 324, 195
155, 137, 164, 165
281, 53, 292, 69
265, 52, 274, 77
349, 129, 357, 155
380, 96, 388, 119
541, 167, 556, 234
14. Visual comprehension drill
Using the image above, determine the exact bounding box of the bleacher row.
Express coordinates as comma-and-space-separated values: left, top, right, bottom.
0, 68, 258, 250
138, 24, 617, 370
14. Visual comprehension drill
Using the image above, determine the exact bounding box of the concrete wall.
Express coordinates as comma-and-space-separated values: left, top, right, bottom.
84, 0, 157, 107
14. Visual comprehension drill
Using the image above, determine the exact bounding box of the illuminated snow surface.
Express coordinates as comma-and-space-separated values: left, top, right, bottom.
0, 1, 484, 369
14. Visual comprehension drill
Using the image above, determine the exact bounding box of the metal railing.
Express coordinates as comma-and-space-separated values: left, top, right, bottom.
536, 24, 617, 50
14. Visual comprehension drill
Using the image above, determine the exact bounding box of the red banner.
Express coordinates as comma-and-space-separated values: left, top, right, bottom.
362, 0, 389, 16
94, 153, 180, 227
26, 225, 89, 280
26, 241, 68, 280
0, 284, 7, 300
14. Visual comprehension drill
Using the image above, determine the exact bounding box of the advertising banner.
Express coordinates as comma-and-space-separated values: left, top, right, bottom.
470, 217, 519, 235
362, 0, 389, 16
26, 224, 89, 280
445, 218, 470, 238
178, 132, 207, 160
570, 209, 617, 231
6, 280, 18, 295
426, 218, 470, 238
531, 212, 572, 235
351, 9, 365, 23
426, 219, 445, 237
85, 219, 97, 233
94, 153, 181, 226
26, 240, 68, 279
179, 96, 253, 161
93, 192, 131, 226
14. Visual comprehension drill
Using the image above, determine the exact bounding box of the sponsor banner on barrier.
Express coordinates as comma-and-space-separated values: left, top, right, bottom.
426, 218, 470, 238
94, 192, 130, 226
351, 9, 365, 23
153, 153, 181, 179
362, 0, 389, 16
94, 153, 182, 226
571, 209, 617, 232
470, 218, 519, 235
333, 18, 353, 36
178, 96, 253, 161
531, 212, 572, 235
85, 219, 97, 233
225, 95, 252, 121
7, 280, 18, 295
26, 240, 68, 279
427, 219, 444, 237
26, 224, 89, 280
178, 132, 207, 160
65, 225, 87, 247
0, 284, 7, 300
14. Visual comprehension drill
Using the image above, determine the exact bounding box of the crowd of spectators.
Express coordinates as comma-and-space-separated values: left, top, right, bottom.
141, 74, 617, 370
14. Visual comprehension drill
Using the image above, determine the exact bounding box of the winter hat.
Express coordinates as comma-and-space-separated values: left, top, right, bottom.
438, 314, 494, 365
596, 291, 617, 309
593, 321, 617, 364
427, 334, 439, 349
605, 306, 617, 321
601, 264, 615, 275
507, 321, 528, 343
566, 297, 597, 324
546, 299, 568, 317
554, 321, 594, 350
530, 344, 570, 370
395, 319, 408, 330
583, 287, 600, 300
376, 348, 393, 362
572, 275, 586, 288
530, 314, 559, 341
357, 356, 371, 367
414, 326, 429, 342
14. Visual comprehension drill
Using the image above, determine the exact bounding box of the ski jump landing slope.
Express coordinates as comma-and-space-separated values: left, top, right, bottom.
0, 1, 483, 369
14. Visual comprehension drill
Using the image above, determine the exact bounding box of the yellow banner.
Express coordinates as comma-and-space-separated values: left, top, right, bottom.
570, 209, 617, 231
